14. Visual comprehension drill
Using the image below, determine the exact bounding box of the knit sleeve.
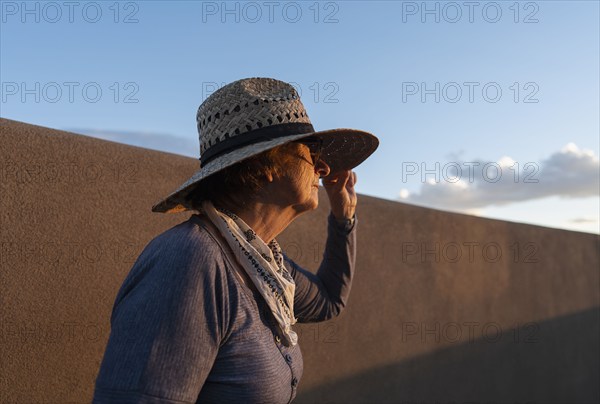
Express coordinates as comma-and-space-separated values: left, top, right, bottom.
285, 212, 357, 323
93, 224, 232, 403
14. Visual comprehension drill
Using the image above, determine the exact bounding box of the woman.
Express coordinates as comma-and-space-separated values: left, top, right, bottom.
93, 78, 379, 403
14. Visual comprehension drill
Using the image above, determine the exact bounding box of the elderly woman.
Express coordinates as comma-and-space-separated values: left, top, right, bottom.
93, 78, 378, 403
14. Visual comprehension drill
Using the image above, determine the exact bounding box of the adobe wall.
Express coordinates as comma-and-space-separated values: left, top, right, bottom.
1, 118, 598, 403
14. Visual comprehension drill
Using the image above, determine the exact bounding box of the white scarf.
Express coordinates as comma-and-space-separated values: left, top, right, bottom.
200, 200, 298, 346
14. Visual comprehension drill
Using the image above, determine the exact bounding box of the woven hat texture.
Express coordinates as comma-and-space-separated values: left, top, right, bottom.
152, 77, 379, 213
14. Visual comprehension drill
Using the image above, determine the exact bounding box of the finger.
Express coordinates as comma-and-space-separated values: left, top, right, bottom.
347, 171, 356, 187
322, 178, 336, 187
339, 170, 351, 188
323, 170, 349, 186
328, 171, 349, 192
322, 172, 338, 184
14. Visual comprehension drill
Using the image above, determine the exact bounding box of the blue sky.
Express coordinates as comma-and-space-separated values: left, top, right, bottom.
2, 0, 599, 233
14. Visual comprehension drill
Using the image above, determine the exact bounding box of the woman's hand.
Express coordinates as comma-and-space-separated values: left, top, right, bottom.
322, 170, 357, 220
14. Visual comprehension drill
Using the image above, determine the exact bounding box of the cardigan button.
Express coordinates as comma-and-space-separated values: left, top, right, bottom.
285, 354, 292, 363
275, 335, 281, 343
291, 377, 298, 387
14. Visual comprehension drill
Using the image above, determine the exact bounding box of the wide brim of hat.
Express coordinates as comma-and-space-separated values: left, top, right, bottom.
152, 128, 379, 213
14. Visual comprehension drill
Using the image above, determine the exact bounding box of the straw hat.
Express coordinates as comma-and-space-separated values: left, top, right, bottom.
152, 77, 379, 213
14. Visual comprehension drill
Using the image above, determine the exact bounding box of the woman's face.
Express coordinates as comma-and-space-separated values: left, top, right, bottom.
270, 143, 330, 214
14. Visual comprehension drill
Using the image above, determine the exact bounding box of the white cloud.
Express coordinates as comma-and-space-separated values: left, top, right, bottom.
67, 128, 198, 158
398, 143, 600, 211
569, 217, 598, 224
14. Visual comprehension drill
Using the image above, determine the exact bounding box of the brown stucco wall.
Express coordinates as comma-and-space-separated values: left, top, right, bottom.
1, 118, 598, 403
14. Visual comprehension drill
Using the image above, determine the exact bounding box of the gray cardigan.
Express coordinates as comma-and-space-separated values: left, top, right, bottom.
93, 212, 356, 404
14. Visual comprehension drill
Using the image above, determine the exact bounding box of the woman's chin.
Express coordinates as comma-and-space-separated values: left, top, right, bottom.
292, 199, 318, 215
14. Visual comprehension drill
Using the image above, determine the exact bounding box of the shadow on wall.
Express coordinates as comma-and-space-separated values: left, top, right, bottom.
295, 307, 600, 404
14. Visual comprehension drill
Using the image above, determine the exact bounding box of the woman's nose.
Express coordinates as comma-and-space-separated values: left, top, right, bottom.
315, 159, 331, 178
